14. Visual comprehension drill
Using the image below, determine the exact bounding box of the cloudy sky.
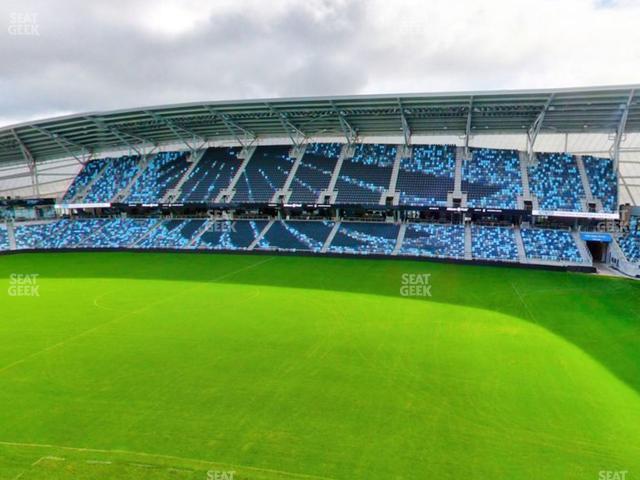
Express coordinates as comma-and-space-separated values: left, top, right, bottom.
1, 0, 639, 127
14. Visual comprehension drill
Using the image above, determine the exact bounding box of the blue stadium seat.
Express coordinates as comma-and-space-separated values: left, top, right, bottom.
617, 217, 640, 262
528, 153, 585, 211
126, 151, 190, 203
521, 228, 582, 263
84, 155, 141, 203
328, 222, 398, 255
63, 159, 107, 201
0, 225, 8, 250
196, 220, 268, 249
462, 148, 522, 209
289, 143, 341, 203
398, 223, 465, 258
334, 144, 396, 204
397, 145, 456, 207
179, 147, 241, 203
256, 220, 334, 252
233, 147, 293, 203
80, 218, 158, 247
583, 155, 617, 213
471, 226, 518, 261
137, 219, 205, 249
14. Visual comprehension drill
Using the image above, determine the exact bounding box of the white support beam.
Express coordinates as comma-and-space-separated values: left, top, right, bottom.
204, 107, 257, 147
29, 125, 90, 165
464, 97, 473, 156
610, 89, 634, 172
85, 117, 153, 156
265, 103, 306, 146
527, 94, 555, 162
145, 111, 206, 152
11, 129, 40, 197
330, 101, 357, 145
397, 98, 411, 147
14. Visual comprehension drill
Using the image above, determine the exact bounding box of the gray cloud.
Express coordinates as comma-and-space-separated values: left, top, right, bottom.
1, 0, 639, 126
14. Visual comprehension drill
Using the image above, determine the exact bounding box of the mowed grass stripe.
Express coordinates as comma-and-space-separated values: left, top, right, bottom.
0, 252, 638, 479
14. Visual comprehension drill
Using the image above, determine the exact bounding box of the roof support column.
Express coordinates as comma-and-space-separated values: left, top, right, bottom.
527, 94, 554, 163
464, 97, 473, 157
11, 129, 40, 197
610, 89, 634, 173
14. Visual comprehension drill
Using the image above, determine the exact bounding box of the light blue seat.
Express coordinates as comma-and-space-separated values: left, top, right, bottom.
328, 222, 399, 255
521, 228, 582, 262
462, 148, 522, 209
529, 153, 584, 212
583, 155, 617, 213
398, 223, 465, 258
471, 226, 518, 261
334, 144, 396, 205
397, 145, 456, 207
256, 220, 334, 252
289, 143, 341, 203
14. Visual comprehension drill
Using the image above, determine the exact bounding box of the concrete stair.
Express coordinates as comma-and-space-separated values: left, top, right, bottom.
248, 219, 274, 250
380, 146, 405, 206
162, 149, 206, 203
321, 221, 341, 253
392, 223, 407, 256
113, 152, 156, 203
271, 144, 307, 204
216, 145, 256, 203
73, 160, 109, 203
130, 218, 162, 247
319, 144, 349, 204
464, 223, 472, 260
514, 225, 527, 263
572, 230, 593, 265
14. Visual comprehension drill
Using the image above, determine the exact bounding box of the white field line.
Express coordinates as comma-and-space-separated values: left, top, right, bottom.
0, 440, 336, 480
0, 256, 276, 376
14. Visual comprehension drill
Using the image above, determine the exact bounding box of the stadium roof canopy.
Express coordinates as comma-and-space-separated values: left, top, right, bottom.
0, 84, 638, 165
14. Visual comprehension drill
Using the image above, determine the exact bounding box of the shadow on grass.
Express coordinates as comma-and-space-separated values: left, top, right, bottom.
1, 250, 639, 396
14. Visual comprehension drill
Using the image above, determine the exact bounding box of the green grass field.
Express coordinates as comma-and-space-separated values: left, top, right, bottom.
0, 252, 638, 480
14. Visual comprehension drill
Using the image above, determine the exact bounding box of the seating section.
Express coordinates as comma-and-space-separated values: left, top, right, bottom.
529, 153, 585, 211
397, 145, 456, 207
84, 155, 140, 203
471, 226, 518, 261
63, 159, 107, 201
15, 219, 97, 249
0, 225, 8, 250
179, 147, 241, 203
256, 220, 334, 252
583, 155, 617, 213
328, 222, 399, 255
289, 143, 341, 203
78, 218, 157, 247
138, 219, 205, 249
462, 149, 522, 209
233, 146, 293, 203
398, 223, 465, 258
126, 151, 190, 203
335, 144, 396, 204
617, 217, 640, 262
521, 228, 582, 263
196, 220, 268, 250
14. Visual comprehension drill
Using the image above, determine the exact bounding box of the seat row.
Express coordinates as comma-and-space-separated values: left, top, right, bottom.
5, 218, 586, 265
62, 145, 617, 212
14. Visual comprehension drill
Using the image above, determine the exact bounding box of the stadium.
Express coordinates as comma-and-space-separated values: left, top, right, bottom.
1, 83, 640, 480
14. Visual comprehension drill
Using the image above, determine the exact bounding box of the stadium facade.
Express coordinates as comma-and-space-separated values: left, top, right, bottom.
0, 85, 639, 277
